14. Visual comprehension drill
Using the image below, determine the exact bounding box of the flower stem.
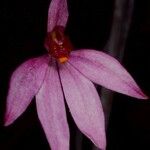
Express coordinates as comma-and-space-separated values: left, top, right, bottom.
92, 0, 134, 149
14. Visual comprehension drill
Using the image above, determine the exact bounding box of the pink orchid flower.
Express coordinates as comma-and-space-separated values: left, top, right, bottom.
4, 0, 148, 150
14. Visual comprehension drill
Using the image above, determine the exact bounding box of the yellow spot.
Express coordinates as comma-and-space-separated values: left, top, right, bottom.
51, 31, 56, 40
58, 57, 68, 63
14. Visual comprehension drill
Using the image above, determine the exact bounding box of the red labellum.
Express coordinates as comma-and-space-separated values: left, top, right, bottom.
44, 26, 73, 63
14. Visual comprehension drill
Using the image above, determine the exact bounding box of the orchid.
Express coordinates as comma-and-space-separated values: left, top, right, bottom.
4, 0, 148, 150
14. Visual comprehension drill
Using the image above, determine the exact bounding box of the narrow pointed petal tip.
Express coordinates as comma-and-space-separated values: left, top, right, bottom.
4, 113, 14, 126
69, 49, 148, 100
136, 91, 149, 100
59, 63, 106, 150
4, 55, 49, 126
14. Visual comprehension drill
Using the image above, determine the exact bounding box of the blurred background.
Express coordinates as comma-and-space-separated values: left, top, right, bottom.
1, 0, 150, 149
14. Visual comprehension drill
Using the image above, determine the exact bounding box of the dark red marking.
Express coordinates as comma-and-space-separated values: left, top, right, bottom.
44, 26, 73, 59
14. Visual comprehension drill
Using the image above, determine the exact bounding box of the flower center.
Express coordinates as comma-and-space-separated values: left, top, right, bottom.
44, 26, 73, 63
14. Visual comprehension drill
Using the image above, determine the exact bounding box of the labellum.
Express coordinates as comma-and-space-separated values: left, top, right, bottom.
45, 26, 73, 63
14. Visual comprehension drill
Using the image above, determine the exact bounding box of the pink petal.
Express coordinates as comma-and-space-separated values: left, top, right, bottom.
47, 0, 68, 32
69, 49, 148, 99
36, 61, 69, 150
4, 55, 49, 126
59, 63, 106, 150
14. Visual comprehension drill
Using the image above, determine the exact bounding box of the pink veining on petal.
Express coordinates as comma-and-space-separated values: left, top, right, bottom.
47, 0, 69, 32
36, 61, 69, 150
4, 55, 49, 126
69, 49, 148, 99
59, 62, 106, 150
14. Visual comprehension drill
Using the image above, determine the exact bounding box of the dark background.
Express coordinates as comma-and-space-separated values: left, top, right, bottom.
1, 0, 150, 149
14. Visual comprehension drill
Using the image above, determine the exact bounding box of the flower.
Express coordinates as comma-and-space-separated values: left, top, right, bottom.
4, 0, 148, 150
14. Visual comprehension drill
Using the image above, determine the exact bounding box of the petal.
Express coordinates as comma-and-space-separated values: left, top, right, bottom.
4, 55, 49, 126
59, 63, 106, 150
47, 0, 69, 32
69, 49, 148, 99
36, 61, 69, 150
